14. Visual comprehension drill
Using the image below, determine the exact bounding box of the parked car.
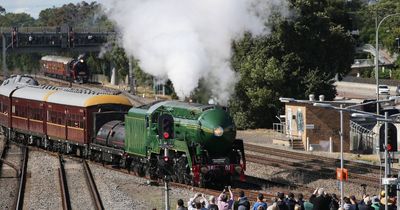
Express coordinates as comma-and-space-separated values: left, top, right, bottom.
396, 85, 400, 96
377, 85, 390, 95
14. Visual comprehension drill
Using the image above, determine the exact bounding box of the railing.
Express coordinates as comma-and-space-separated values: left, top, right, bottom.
273, 122, 286, 134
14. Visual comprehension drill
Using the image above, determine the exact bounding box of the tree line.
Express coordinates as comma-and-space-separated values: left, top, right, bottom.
1, 0, 399, 129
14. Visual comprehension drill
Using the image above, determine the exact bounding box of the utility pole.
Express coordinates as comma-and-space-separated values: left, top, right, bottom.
2, 33, 7, 77
384, 111, 388, 210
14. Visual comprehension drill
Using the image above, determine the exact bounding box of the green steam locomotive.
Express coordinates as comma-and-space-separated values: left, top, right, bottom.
93, 101, 246, 186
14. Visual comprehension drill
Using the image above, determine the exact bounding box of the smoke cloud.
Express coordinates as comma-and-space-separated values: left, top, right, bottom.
103, 0, 288, 104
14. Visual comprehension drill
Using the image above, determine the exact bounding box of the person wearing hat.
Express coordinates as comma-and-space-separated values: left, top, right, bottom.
379, 196, 396, 210
253, 193, 268, 210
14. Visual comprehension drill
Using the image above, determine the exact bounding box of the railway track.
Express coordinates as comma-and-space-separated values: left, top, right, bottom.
58, 155, 104, 210
0, 139, 28, 210
245, 143, 382, 188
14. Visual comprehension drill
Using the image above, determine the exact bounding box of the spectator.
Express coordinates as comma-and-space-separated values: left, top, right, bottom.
253, 193, 268, 210
218, 186, 234, 210
358, 196, 374, 210
257, 206, 266, 210
207, 196, 219, 210
296, 193, 304, 210
349, 195, 359, 210
267, 198, 278, 210
370, 196, 380, 210
177, 199, 188, 210
285, 193, 296, 210
303, 194, 315, 210
379, 196, 396, 210
311, 188, 330, 210
343, 197, 352, 210
329, 194, 339, 210
188, 193, 208, 210
233, 191, 250, 210
276, 192, 289, 210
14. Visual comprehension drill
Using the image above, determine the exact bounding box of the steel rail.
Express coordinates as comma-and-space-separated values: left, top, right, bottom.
58, 155, 71, 210
83, 160, 104, 210
15, 146, 28, 210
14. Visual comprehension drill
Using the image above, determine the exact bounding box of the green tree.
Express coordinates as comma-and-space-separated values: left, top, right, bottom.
230, 0, 355, 129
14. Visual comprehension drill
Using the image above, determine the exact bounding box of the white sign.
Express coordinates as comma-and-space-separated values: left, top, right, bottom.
382, 178, 398, 185
306, 124, 315, 130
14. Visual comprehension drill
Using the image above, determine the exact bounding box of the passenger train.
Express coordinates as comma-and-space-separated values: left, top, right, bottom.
0, 75, 246, 187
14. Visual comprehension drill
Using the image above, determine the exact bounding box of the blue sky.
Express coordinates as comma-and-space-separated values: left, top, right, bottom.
2, 0, 106, 18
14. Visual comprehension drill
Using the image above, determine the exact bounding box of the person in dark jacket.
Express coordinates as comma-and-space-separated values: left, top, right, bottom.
296, 193, 304, 210
276, 192, 289, 210
358, 197, 374, 210
329, 194, 339, 210
234, 191, 251, 210
285, 193, 296, 210
177, 199, 188, 210
311, 188, 330, 210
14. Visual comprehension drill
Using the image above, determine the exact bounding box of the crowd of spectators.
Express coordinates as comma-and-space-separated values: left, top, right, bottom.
175, 187, 398, 210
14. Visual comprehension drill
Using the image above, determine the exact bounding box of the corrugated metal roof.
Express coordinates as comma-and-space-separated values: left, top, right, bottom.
0, 85, 19, 97
13, 86, 56, 102
41, 55, 73, 65
46, 90, 131, 107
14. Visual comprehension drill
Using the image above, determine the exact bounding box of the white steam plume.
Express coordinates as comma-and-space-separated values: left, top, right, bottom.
103, 0, 288, 104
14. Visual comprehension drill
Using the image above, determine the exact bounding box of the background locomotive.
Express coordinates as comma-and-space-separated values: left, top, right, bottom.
0, 75, 246, 187
40, 55, 89, 83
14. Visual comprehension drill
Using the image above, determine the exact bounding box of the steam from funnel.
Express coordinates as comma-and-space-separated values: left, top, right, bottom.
103, 0, 288, 104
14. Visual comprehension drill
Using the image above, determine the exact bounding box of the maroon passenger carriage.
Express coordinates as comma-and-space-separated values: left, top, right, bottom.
0, 77, 132, 155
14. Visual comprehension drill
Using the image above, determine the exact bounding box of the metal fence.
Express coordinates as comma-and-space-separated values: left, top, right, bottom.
350, 120, 376, 153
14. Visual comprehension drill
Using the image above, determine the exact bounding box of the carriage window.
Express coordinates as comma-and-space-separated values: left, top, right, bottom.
67, 114, 84, 128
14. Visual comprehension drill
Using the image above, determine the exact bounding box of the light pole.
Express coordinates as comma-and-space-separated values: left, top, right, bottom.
312, 99, 396, 208
351, 111, 392, 210
375, 13, 400, 115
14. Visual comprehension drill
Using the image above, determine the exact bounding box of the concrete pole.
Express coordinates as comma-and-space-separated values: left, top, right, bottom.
329, 137, 333, 153
128, 57, 135, 95
375, 12, 380, 115
339, 104, 344, 208
384, 112, 388, 210
2, 34, 7, 77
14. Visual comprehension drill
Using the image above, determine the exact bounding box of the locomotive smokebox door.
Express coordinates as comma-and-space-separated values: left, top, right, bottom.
158, 114, 174, 148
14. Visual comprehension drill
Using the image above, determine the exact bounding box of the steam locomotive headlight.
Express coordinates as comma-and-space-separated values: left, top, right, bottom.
79, 59, 84, 63
213, 126, 224, 137
200, 166, 209, 174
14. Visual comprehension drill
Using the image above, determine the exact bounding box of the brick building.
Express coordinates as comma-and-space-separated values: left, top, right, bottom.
283, 101, 351, 152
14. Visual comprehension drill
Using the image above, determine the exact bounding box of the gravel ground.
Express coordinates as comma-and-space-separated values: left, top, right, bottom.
0, 142, 22, 209
23, 150, 61, 209
238, 129, 382, 199
88, 163, 197, 210
63, 158, 94, 210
